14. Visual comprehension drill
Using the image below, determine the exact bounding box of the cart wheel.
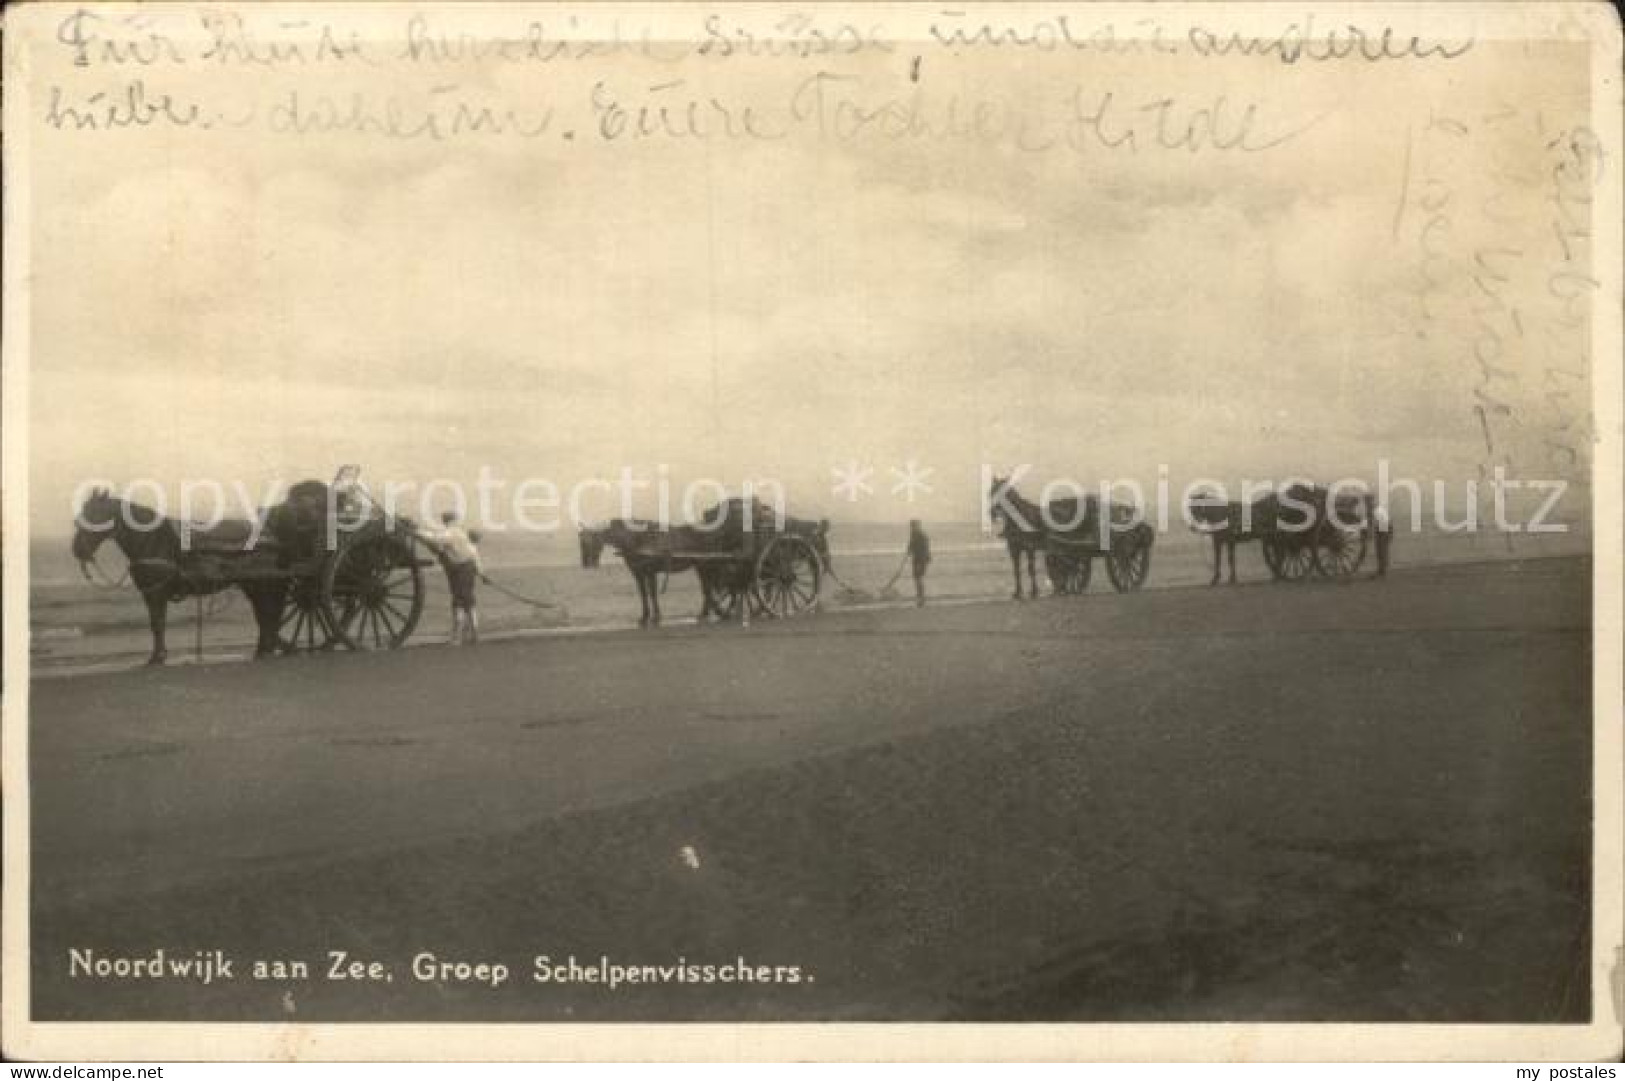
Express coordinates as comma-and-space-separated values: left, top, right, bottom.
1313, 523, 1368, 579
751, 536, 821, 618
320, 531, 425, 650
1046, 553, 1092, 595
279, 578, 338, 653
1105, 528, 1152, 592
1270, 537, 1316, 582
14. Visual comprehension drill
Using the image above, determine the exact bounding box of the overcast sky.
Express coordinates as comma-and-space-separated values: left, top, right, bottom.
16, 6, 1598, 531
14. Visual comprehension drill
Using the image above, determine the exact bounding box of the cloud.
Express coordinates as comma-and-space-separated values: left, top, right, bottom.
21, 29, 1597, 526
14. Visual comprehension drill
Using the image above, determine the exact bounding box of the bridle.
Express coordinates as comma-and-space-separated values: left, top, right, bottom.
75, 511, 185, 599
78, 548, 129, 589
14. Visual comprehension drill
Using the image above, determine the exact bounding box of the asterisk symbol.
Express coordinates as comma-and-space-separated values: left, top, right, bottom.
889, 459, 935, 502
831, 461, 874, 503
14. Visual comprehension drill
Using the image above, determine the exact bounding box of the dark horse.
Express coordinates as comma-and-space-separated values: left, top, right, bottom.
579, 519, 736, 627
71, 488, 297, 665
987, 475, 1044, 599
1186, 489, 1279, 585
581, 500, 833, 626
987, 475, 1144, 599
1186, 484, 1359, 584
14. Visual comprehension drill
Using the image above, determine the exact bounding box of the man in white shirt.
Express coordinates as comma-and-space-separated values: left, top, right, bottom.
430, 512, 485, 644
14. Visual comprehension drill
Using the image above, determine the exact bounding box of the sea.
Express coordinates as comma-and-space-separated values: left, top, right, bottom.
27, 517, 1592, 677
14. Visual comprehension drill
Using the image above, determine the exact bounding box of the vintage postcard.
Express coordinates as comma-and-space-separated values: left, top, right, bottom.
2, 0, 1621, 1062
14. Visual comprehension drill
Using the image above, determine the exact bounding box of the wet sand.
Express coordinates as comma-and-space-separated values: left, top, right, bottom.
28, 557, 1592, 1021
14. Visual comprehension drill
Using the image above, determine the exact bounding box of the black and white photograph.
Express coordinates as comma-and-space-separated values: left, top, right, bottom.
2, 0, 1621, 1061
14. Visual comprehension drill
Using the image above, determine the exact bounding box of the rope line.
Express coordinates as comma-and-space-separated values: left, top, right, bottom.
479, 573, 563, 609
821, 550, 911, 600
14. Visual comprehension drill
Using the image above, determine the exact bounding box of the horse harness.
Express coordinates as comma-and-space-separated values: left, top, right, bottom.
82, 551, 224, 603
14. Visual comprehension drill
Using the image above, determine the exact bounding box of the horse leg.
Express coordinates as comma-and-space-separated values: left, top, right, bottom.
1209, 536, 1222, 586
1026, 549, 1039, 599
625, 563, 648, 626
1009, 548, 1023, 600
1227, 539, 1238, 584
630, 565, 650, 624
646, 569, 662, 626
247, 586, 284, 658
143, 593, 169, 666
695, 570, 713, 622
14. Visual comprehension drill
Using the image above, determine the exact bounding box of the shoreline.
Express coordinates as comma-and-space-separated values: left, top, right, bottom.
28, 550, 1593, 681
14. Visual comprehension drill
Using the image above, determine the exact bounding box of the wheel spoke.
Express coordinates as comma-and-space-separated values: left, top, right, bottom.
374, 602, 400, 640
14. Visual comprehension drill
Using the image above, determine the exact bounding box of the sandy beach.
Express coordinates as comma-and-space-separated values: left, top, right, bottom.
28, 556, 1592, 1022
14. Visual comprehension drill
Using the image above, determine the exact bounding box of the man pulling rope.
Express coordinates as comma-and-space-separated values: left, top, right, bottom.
422, 513, 485, 645
821, 523, 931, 605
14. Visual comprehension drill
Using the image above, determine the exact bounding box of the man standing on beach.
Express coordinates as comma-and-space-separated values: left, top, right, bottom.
1370, 499, 1393, 579
431, 512, 486, 645
908, 519, 931, 607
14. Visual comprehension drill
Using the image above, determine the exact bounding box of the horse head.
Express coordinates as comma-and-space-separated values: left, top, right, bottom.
987, 475, 1011, 532
1186, 488, 1233, 533
71, 487, 121, 567
987, 474, 1038, 537
578, 525, 608, 568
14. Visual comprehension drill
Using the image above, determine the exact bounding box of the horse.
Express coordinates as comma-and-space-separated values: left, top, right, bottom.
1186, 485, 1353, 584
988, 475, 1149, 598
1186, 490, 1271, 585
71, 488, 293, 665
582, 502, 834, 626
986, 475, 1045, 599
580, 519, 737, 627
